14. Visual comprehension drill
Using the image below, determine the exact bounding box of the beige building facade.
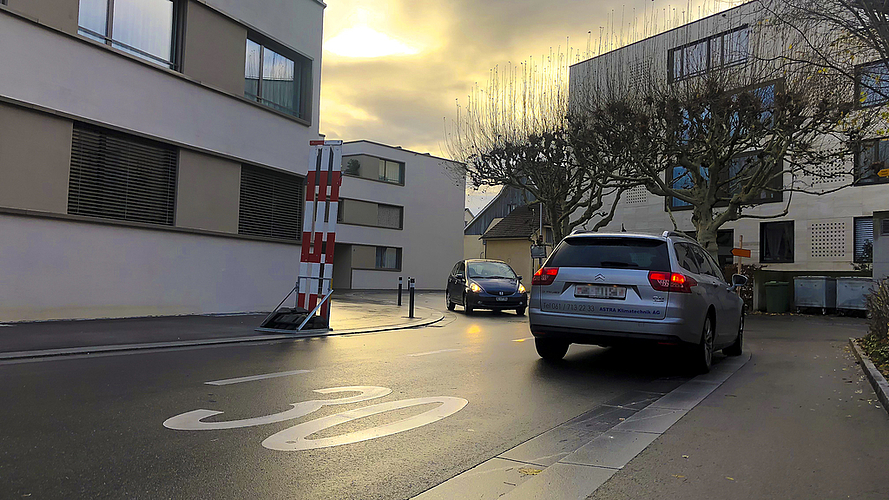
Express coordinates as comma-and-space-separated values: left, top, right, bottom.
0, 0, 324, 321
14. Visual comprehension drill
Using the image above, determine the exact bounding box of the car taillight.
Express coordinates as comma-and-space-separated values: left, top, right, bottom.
533, 267, 559, 286
648, 271, 697, 293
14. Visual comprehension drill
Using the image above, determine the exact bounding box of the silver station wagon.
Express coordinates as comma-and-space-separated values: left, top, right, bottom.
529, 231, 747, 372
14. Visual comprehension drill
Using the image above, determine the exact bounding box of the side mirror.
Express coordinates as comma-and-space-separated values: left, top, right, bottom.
731, 274, 748, 288
517, 276, 523, 281
455, 273, 464, 280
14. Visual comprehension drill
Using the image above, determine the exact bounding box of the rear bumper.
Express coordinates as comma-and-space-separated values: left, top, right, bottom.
528, 308, 699, 345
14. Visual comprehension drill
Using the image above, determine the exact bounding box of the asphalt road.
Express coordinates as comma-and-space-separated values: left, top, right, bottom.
0, 308, 694, 499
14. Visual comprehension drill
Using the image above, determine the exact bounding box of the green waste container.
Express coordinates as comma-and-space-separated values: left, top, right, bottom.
765, 281, 790, 313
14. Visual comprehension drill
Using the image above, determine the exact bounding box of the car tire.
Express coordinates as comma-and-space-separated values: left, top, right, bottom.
516, 307, 526, 316
535, 338, 569, 361
691, 314, 714, 373
463, 294, 473, 315
446, 291, 455, 311
722, 312, 743, 357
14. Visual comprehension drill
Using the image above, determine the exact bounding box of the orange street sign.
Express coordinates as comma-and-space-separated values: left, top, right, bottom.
878, 168, 889, 177
731, 248, 751, 258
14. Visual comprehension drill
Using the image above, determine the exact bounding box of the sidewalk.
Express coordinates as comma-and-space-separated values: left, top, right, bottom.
0, 290, 443, 360
584, 314, 889, 500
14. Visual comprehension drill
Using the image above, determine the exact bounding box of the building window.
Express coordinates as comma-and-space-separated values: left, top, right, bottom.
856, 60, 889, 107
77, 0, 180, 69
338, 199, 403, 229
245, 36, 311, 120
238, 165, 303, 241
68, 124, 177, 225
375, 246, 401, 270
669, 25, 749, 82
760, 221, 794, 263
854, 137, 889, 185
854, 217, 874, 263
341, 155, 405, 185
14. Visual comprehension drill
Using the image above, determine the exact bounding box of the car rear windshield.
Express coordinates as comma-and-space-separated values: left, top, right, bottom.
546, 237, 670, 271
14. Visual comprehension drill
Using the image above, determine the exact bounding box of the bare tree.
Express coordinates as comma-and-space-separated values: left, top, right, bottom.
570, 6, 876, 258
446, 51, 630, 243
761, 0, 889, 104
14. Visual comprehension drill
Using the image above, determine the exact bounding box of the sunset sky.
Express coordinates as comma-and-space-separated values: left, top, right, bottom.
318, 0, 743, 211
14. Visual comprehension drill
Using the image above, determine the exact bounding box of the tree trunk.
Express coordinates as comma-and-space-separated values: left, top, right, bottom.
693, 208, 721, 262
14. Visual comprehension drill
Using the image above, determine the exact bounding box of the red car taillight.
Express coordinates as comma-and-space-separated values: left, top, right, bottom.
532, 267, 559, 286
648, 271, 697, 293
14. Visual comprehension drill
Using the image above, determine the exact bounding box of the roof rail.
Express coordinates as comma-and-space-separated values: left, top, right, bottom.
662, 230, 695, 240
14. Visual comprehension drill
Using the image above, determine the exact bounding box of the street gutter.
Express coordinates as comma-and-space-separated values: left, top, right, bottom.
849, 338, 889, 417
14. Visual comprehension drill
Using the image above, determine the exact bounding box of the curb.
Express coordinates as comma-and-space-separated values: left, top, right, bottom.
415, 352, 752, 500
0, 311, 444, 361
849, 338, 889, 416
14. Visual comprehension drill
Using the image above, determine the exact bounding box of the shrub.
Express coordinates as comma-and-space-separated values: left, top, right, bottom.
861, 278, 889, 377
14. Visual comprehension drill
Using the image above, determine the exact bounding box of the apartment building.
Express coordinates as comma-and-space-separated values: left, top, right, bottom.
0, 0, 324, 321
569, 2, 887, 308
334, 140, 465, 291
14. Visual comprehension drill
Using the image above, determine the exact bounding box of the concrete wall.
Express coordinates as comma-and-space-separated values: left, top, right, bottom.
336, 142, 464, 290
0, 102, 71, 214
464, 235, 485, 260
0, 213, 301, 321
483, 239, 534, 283
5, 0, 79, 34
183, 1, 247, 95
175, 150, 241, 233
0, 11, 320, 176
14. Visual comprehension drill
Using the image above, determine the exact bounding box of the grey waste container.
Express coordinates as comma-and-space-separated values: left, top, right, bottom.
765, 281, 790, 313
793, 276, 837, 314
836, 277, 877, 312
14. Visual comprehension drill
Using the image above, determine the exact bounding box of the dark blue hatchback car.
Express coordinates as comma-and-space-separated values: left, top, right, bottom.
446, 259, 528, 315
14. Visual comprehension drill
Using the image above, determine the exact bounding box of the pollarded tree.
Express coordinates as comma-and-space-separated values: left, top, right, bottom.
446, 51, 634, 244
570, 4, 876, 259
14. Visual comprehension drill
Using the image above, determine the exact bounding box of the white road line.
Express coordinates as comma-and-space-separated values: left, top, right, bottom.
512, 337, 534, 342
206, 369, 312, 386
407, 348, 461, 357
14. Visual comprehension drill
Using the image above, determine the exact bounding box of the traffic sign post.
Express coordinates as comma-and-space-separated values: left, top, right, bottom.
732, 236, 750, 296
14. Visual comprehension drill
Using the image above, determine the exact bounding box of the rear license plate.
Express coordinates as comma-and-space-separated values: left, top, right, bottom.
495, 297, 509, 302
575, 285, 627, 300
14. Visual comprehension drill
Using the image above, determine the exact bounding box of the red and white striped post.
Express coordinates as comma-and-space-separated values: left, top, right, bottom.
297, 140, 342, 322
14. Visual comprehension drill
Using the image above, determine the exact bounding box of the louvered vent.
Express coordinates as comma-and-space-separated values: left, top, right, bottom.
68, 124, 176, 225
239, 165, 303, 241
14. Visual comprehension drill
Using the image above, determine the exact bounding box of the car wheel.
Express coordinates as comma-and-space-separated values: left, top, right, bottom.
691, 314, 714, 373
516, 307, 526, 316
535, 338, 569, 361
722, 311, 743, 357
446, 290, 455, 311
463, 294, 473, 315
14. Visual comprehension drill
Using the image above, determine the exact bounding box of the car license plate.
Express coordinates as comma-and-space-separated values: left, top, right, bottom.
575, 285, 626, 300
495, 297, 509, 302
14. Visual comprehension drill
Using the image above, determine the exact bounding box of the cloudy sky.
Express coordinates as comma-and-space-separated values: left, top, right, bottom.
318, 0, 742, 211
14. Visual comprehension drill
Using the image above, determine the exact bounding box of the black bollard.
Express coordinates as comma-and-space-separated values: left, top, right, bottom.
409, 277, 416, 318
398, 276, 403, 306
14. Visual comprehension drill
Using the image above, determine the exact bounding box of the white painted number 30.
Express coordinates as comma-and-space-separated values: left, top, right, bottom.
163, 386, 468, 451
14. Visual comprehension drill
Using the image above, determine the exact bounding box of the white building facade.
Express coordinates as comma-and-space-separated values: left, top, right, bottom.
0, 0, 325, 321
334, 141, 465, 292
569, 2, 887, 308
